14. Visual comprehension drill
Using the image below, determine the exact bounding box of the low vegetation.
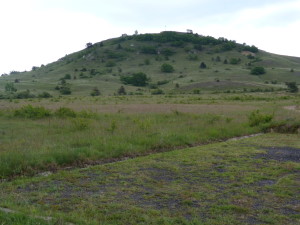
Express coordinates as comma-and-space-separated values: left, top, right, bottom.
0, 133, 299, 224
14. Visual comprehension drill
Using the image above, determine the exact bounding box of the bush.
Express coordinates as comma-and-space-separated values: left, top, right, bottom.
14, 105, 51, 119
229, 58, 241, 65
60, 86, 71, 95
55, 107, 77, 118
15, 90, 35, 99
64, 74, 71, 79
120, 72, 149, 86
140, 46, 157, 54
199, 62, 207, 69
38, 92, 52, 98
151, 89, 164, 95
117, 86, 126, 95
5, 83, 17, 93
161, 63, 174, 73
285, 82, 299, 93
251, 67, 266, 75
248, 110, 273, 127
161, 48, 176, 56
90, 87, 101, 96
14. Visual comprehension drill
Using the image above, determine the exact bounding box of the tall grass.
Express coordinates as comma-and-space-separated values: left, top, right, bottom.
0, 107, 263, 179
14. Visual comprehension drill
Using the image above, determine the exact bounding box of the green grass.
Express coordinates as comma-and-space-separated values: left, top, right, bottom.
0, 133, 299, 224
0, 94, 299, 179
0, 104, 259, 179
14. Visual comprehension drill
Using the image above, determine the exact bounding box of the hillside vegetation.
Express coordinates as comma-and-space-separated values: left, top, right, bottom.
1, 31, 300, 97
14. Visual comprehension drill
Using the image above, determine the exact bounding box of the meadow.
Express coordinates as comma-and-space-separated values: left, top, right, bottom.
0, 93, 299, 224
1, 93, 299, 179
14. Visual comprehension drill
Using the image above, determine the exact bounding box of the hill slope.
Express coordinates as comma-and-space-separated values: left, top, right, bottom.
1, 31, 300, 97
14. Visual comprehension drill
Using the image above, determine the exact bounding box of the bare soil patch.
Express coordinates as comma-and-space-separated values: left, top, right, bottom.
256, 146, 300, 162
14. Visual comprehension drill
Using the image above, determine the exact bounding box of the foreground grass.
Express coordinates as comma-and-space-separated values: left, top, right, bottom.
0, 103, 263, 179
0, 133, 299, 224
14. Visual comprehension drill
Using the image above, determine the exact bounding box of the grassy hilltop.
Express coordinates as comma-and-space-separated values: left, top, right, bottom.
1, 31, 300, 97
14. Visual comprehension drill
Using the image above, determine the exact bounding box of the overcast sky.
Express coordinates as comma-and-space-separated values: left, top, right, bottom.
1, 0, 300, 74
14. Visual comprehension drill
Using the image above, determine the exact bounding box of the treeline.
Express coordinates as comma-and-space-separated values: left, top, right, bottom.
129, 31, 258, 53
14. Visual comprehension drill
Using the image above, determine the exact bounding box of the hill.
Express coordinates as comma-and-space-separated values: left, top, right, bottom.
1, 31, 300, 97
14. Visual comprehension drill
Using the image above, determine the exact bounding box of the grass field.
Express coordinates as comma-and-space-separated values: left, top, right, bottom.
1, 93, 299, 179
0, 133, 299, 224
0, 93, 299, 224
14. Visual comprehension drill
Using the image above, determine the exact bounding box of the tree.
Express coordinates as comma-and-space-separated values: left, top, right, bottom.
285, 82, 298, 93
199, 62, 207, 69
251, 66, 266, 75
161, 63, 174, 73
120, 72, 149, 86
117, 86, 126, 95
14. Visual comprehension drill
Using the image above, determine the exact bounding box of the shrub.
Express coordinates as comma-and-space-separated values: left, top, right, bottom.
248, 110, 273, 127
38, 92, 52, 98
199, 62, 207, 69
151, 89, 164, 95
229, 58, 241, 65
90, 87, 101, 96
55, 107, 77, 118
161, 63, 174, 73
64, 74, 71, 79
5, 83, 17, 93
140, 46, 157, 54
161, 48, 176, 56
60, 86, 71, 95
14, 105, 51, 119
117, 86, 126, 95
144, 59, 150, 65
251, 67, 266, 75
15, 90, 35, 99
120, 72, 149, 86
285, 82, 298, 93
